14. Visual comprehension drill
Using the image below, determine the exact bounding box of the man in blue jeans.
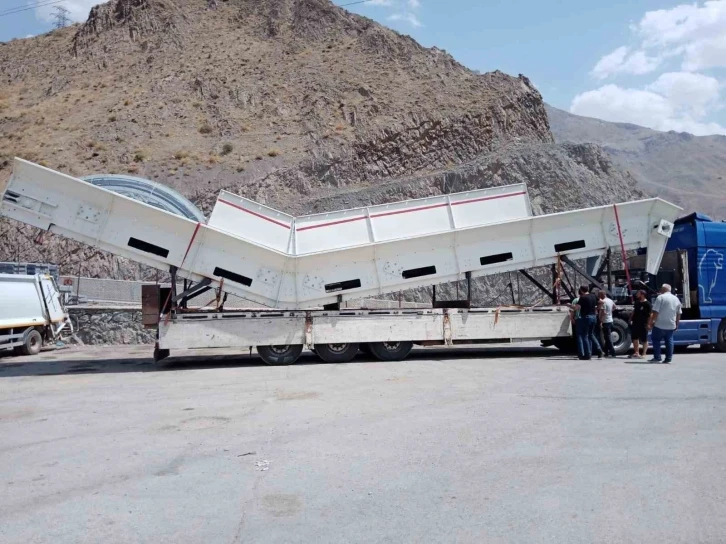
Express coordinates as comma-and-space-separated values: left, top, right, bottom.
574, 285, 602, 360
648, 283, 682, 364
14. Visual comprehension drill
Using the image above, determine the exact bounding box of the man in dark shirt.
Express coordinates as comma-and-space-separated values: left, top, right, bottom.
574, 285, 603, 360
629, 289, 651, 358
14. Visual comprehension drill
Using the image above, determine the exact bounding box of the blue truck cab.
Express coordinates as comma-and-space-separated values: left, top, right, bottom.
662, 213, 726, 351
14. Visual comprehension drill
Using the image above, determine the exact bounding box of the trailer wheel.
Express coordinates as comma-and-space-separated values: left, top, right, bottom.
315, 343, 359, 364
368, 341, 413, 362
716, 319, 726, 353
17, 329, 43, 356
257, 344, 303, 366
610, 318, 632, 356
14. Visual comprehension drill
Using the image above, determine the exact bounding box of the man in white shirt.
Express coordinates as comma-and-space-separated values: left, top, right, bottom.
598, 291, 617, 358
648, 284, 682, 364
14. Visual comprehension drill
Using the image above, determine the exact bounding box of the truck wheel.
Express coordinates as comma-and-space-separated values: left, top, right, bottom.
257, 344, 303, 366
18, 329, 43, 356
716, 319, 726, 353
315, 343, 359, 364
368, 341, 413, 361
610, 318, 632, 356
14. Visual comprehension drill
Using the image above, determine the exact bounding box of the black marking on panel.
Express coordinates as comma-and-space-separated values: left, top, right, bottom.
480, 252, 514, 266
213, 267, 252, 287
324, 279, 362, 293
402, 265, 437, 279
128, 237, 169, 258
554, 240, 586, 253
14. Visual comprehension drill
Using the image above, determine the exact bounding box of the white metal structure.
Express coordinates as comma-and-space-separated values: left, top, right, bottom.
159, 307, 571, 348
1, 159, 681, 309
0, 274, 68, 355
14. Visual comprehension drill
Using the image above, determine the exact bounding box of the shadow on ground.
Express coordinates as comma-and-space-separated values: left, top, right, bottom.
0, 345, 573, 378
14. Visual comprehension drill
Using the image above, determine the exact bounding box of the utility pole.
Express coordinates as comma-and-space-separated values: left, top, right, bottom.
52, 5, 70, 29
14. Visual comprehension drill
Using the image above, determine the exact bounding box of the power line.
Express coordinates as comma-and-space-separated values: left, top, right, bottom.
337, 0, 377, 7
52, 4, 70, 28
0, 0, 67, 18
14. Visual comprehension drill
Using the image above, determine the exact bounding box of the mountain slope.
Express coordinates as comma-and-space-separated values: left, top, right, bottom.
1, 0, 642, 291
546, 104, 726, 219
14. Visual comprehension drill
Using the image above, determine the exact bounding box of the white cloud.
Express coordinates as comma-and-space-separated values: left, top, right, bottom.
578, 2, 726, 136
623, 0, 726, 73
361, 0, 423, 28
32, 0, 104, 24
646, 71, 722, 117
387, 12, 422, 28
637, 1, 726, 49
682, 33, 726, 71
591, 46, 662, 79
570, 83, 726, 136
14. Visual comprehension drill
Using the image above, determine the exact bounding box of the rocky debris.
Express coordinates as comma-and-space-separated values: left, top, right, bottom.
68, 307, 155, 344
73, 0, 189, 55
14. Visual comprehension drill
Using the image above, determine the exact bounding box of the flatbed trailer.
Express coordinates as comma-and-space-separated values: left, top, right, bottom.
142, 285, 572, 364
1, 159, 683, 364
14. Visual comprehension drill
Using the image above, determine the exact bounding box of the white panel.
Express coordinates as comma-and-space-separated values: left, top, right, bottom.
295, 245, 378, 301
39, 277, 66, 323
374, 233, 459, 289
295, 209, 370, 254
449, 309, 571, 341
0, 275, 46, 328
208, 190, 292, 252
159, 314, 305, 349
449, 185, 531, 228
311, 313, 445, 343
369, 196, 452, 242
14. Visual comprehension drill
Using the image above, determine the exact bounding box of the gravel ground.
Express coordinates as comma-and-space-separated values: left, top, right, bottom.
1, 344, 725, 544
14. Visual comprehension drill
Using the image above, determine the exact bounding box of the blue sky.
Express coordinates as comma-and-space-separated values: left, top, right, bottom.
2, 0, 725, 135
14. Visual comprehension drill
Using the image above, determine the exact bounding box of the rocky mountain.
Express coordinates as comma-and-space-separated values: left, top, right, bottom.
546, 104, 726, 220
1, 0, 642, 304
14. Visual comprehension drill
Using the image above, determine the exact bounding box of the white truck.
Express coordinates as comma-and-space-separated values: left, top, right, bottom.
1, 159, 683, 364
0, 273, 69, 356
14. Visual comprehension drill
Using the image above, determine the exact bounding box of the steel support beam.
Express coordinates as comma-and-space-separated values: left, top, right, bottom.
560, 255, 612, 297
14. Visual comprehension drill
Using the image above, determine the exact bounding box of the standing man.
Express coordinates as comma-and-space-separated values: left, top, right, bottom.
598, 290, 617, 358
574, 285, 603, 360
648, 284, 682, 364
629, 290, 651, 358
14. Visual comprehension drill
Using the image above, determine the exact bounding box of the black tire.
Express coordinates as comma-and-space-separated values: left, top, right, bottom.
314, 343, 359, 364
368, 341, 413, 362
716, 319, 726, 353
19, 329, 43, 356
154, 347, 170, 363
257, 344, 303, 366
610, 318, 632, 356
552, 337, 577, 354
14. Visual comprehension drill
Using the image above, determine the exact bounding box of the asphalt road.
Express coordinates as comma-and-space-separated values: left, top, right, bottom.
1, 345, 725, 544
